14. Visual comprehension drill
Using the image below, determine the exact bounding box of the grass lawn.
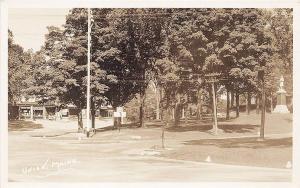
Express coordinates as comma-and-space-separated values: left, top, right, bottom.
8, 112, 292, 169
122, 112, 293, 168
8, 120, 43, 131
160, 136, 292, 168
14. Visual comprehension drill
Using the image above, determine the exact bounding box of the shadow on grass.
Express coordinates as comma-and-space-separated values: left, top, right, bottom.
8, 120, 43, 131
95, 126, 115, 132
95, 119, 259, 134
144, 118, 235, 129
166, 123, 259, 133
184, 137, 292, 149
145, 120, 164, 128
94, 122, 141, 133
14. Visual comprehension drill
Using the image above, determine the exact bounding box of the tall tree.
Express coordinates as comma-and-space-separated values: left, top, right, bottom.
202, 9, 272, 117
8, 30, 32, 104
92, 9, 172, 127
263, 9, 293, 110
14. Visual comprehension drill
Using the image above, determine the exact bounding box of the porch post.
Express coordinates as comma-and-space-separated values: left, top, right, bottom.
30, 106, 34, 120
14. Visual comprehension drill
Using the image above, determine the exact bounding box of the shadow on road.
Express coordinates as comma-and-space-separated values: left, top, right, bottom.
184, 137, 292, 149
8, 120, 43, 132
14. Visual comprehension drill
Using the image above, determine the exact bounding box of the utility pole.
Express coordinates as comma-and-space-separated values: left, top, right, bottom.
91, 96, 95, 130
204, 73, 220, 135
86, 8, 91, 137
211, 82, 218, 135
258, 69, 265, 140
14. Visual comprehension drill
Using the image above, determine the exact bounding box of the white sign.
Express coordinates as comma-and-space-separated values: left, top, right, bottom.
60, 109, 69, 116
114, 112, 121, 117
116, 107, 123, 112
113, 112, 126, 117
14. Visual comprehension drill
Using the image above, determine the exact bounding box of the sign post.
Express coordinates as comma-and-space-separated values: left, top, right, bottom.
113, 107, 126, 132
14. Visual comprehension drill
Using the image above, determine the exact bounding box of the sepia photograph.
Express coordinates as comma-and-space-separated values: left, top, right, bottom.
4, 2, 296, 185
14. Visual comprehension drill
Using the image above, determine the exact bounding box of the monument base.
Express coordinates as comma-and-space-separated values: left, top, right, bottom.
273, 105, 290, 114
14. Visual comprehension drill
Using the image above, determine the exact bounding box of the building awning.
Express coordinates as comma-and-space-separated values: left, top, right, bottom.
20, 106, 31, 110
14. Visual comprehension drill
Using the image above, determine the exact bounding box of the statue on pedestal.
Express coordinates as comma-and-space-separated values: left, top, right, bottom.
273, 76, 290, 113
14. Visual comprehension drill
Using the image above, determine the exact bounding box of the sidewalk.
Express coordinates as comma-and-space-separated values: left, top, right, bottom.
27, 118, 114, 137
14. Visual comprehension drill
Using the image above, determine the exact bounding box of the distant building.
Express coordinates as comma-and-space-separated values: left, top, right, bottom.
8, 96, 113, 120
9, 96, 57, 120
99, 105, 114, 117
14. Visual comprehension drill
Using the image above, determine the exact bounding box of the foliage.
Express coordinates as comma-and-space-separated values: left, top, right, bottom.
8, 30, 32, 104
9, 8, 293, 125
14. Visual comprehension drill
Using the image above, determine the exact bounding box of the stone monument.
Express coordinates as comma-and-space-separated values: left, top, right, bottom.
273, 76, 290, 113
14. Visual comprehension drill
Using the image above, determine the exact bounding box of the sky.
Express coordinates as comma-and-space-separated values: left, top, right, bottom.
8, 8, 70, 52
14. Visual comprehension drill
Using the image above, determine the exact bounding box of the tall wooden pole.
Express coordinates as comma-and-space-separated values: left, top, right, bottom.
86, 8, 91, 137
211, 82, 218, 135
91, 96, 95, 130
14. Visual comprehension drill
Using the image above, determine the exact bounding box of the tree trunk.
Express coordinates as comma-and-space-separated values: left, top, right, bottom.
42, 105, 47, 119
196, 89, 202, 120
256, 95, 260, 114
184, 105, 188, 124
139, 91, 146, 127
77, 109, 83, 132
159, 88, 163, 120
181, 104, 188, 124
161, 123, 165, 149
231, 92, 235, 108
174, 93, 181, 126
174, 103, 180, 126
54, 107, 57, 121
247, 92, 251, 115
155, 87, 160, 120
161, 107, 171, 149
236, 92, 240, 118
226, 88, 230, 120
260, 76, 266, 139
172, 108, 175, 120
270, 94, 273, 113
113, 107, 118, 129
245, 93, 248, 115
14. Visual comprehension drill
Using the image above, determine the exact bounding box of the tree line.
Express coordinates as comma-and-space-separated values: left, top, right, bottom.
8, 8, 293, 129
